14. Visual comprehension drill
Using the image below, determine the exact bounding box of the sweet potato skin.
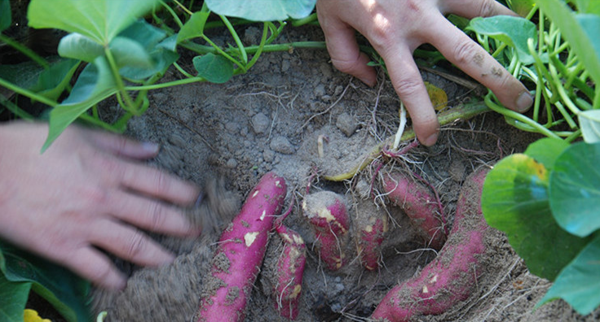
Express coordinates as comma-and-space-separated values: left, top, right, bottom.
355, 201, 389, 271
302, 191, 350, 271
372, 168, 489, 321
195, 172, 287, 322
273, 224, 307, 320
383, 172, 446, 250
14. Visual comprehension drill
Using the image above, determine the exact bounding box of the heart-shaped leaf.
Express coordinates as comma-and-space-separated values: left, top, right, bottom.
43, 56, 118, 151
205, 0, 316, 21
58, 33, 105, 62
550, 142, 600, 237
28, 0, 161, 45
177, 11, 210, 43
482, 153, 589, 280
538, 234, 600, 315
193, 53, 233, 84
0, 242, 91, 322
467, 15, 537, 64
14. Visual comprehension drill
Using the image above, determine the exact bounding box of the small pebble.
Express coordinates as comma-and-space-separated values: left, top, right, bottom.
336, 112, 359, 137
251, 113, 270, 134
270, 136, 295, 154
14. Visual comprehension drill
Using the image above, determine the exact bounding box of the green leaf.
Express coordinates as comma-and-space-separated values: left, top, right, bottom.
205, 0, 316, 21
43, 56, 118, 151
467, 15, 537, 64
0, 271, 31, 322
31, 59, 80, 102
507, 0, 536, 17
58, 33, 105, 62
550, 142, 600, 237
524, 137, 570, 170
482, 154, 589, 280
575, 0, 600, 15
117, 21, 178, 80
538, 234, 600, 315
28, 0, 161, 45
579, 110, 600, 143
539, 0, 600, 85
0, 243, 91, 322
109, 36, 153, 69
193, 53, 233, 84
177, 11, 210, 43
0, 0, 11, 32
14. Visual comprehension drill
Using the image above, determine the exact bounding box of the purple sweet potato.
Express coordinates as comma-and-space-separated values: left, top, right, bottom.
302, 191, 350, 271
371, 168, 489, 321
383, 172, 446, 250
195, 172, 287, 322
355, 201, 389, 271
273, 221, 307, 320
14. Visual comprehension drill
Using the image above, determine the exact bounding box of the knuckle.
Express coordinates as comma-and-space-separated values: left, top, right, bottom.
393, 77, 423, 98
148, 202, 167, 232
87, 262, 114, 285
478, 0, 496, 17
125, 231, 147, 260
452, 39, 480, 66
154, 171, 172, 196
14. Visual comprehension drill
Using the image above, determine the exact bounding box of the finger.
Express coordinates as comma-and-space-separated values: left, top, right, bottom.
440, 0, 516, 18
382, 45, 440, 146
118, 161, 200, 206
66, 247, 127, 290
91, 220, 175, 267
88, 130, 160, 160
318, 14, 376, 86
428, 17, 533, 112
108, 191, 200, 236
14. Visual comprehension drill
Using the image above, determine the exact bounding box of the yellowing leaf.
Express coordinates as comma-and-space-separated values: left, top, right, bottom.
24, 309, 52, 322
425, 82, 448, 111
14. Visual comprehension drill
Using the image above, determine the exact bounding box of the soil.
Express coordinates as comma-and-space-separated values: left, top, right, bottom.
17, 23, 599, 322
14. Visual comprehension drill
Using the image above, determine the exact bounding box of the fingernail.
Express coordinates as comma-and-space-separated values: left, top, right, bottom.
423, 132, 439, 147
360, 76, 376, 88
141, 142, 159, 154
516, 91, 533, 112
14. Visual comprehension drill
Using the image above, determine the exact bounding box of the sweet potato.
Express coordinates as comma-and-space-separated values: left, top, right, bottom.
195, 172, 287, 322
355, 201, 389, 271
302, 191, 350, 271
371, 168, 489, 321
383, 172, 446, 250
273, 221, 307, 320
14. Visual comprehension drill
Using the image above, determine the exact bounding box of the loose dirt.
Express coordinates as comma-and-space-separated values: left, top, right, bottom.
87, 25, 598, 322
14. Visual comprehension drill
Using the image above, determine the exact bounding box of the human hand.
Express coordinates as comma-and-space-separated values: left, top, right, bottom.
0, 122, 200, 290
316, 0, 533, 146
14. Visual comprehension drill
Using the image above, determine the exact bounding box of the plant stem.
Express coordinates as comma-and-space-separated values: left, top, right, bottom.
484, 92, 561, 139
104, 48, 138, 114
0, 34, 49, 69
0, 77, 57, 107
220, 15, 248, 64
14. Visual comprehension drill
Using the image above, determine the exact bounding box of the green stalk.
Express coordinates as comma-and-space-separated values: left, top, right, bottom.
484, 91, 561, 139
0, 77, 56, 107
78, 113, 122, 132
0, 34, 49, 69
245, 22, 269, 70
220, 15, 248, 64
173, 61, 195, 78
201, 34, 246, 72
124, 77, 204, 91
291, 13, 318, 27
104, 48, 138, 113
160, 0, 185, 28
0, 95, 35, 119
